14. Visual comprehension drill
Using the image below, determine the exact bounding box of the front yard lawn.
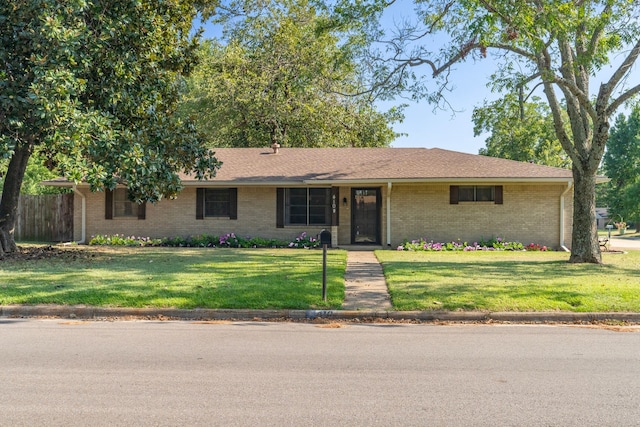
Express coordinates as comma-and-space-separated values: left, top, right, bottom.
0, 246, 346, 310
376, 250, 640, 312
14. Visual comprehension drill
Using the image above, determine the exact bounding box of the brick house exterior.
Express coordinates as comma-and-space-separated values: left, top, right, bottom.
50, 148, 577, 249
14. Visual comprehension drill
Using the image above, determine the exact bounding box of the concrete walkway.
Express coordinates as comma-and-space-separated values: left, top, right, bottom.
342, 250, 392, 311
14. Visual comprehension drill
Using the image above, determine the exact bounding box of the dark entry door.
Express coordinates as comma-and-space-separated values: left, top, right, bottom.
351, 188, 380, 244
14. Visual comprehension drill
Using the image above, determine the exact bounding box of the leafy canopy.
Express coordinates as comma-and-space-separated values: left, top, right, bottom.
474, 93, 570, 168
179, 0, 402, 148
602, 104, 640, 225
0, 0, 220, 203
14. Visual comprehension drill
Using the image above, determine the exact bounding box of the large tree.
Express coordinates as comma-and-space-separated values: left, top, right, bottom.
180, 0, 402, 148
474, 93, 570, 168
0, 0, 220, 255
357, 0, 640, 263
602, 105, 640, 228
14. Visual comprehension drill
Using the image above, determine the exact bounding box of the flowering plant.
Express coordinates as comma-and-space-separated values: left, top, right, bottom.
287, 231, 320, 249
89, 234, 162, 246
615, 221, 627, 230
397, 237, 541, 252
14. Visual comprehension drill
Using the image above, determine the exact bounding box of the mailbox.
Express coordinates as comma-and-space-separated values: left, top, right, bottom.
319, 229, 332, 247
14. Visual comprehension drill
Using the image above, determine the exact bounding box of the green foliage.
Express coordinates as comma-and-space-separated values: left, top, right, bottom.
179, 0, 402, 148
88, 234, 163, 247
0, 0, 221, 203
0, 151, 70, 195
89, 231, 321, 249
602, 105, 640, 228
398, 237, 532, 252
474, 94, 570, 168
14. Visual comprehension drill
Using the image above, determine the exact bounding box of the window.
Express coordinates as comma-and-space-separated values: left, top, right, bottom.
113, 188, 136, 217
196, 188, 237, 219
450, 185, 503, 204
105, 189, 146, 220
458, 186, 494, 202
279, 188, 331, 226
204, 189, 230, 217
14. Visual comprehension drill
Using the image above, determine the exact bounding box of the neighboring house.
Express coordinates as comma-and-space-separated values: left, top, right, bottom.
46, 147, 578, 249
595, 207, 610, 230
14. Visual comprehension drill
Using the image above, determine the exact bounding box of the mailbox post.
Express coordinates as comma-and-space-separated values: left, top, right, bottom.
319, 230, 331, 302
606, 223, 614, 240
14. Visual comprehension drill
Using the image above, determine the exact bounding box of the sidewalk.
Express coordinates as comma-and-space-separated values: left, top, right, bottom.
342, 250, 392, 311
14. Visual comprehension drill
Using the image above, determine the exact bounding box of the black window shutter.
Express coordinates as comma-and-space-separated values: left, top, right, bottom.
196, 188, 204, 219
105, 189, 113, 220
229, 188, 238, 220
331, 187, 339, 226
137, 202, 146, 220
495, 185, 503, 205
450, 186, 459, 205
276, 188, 284, 228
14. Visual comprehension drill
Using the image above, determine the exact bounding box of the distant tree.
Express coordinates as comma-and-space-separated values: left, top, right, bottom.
474, 94, 570, 168
602, 106, 640, 229
179, 0, 402, 148
0, 0, 220, 255
0, 151, 69, 195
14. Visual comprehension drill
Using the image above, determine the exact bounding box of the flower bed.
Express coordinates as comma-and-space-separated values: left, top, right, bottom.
397, 237, 549, 252
89, 231, 320, 249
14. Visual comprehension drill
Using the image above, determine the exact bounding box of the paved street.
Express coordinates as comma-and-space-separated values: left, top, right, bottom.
608, 234, 640, 251
1, 320, 639, 426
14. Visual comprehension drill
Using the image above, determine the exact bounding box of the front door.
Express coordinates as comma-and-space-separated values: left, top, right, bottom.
351, 188, 380, 244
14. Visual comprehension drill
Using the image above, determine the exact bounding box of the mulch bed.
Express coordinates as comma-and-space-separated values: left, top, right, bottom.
0, 245, 95, 261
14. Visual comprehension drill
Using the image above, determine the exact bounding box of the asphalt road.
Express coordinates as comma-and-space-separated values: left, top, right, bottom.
1, 319, 639, 426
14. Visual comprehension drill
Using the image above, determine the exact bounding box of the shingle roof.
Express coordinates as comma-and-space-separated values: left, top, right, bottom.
180, 147, 574, 184
43, 147, 576, 187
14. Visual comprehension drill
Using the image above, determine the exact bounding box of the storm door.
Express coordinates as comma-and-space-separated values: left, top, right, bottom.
351, 188, 381, 244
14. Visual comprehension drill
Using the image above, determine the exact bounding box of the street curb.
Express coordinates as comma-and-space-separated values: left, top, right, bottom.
2, 305, 640, 323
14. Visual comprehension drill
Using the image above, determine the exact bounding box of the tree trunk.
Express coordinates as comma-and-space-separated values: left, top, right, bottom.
569, 164, 601, 263
0, 144, 33, 256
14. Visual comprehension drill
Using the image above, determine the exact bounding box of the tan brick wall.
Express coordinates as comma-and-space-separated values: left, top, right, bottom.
78, 186, 328, 242
389, 183, 572, 249
75, 183, 572, 249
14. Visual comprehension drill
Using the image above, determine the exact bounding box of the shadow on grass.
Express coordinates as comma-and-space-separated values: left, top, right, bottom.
381, 257, 640, 312
0, 248, 347, 310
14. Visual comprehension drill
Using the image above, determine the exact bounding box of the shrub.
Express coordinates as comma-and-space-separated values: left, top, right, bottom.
90, 232, 319, 249
525, 243, 549, 251
398, 237, 543, 252
287, 231, 320, 249
89, 234, 162, 247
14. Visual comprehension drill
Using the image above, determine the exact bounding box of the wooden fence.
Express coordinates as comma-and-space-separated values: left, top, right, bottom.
11, 194, 74, 242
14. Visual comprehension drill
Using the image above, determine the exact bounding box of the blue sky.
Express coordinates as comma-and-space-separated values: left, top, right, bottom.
377, 60, 499, 154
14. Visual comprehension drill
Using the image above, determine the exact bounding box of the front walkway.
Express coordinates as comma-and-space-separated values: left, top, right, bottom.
342, 250, 392, 311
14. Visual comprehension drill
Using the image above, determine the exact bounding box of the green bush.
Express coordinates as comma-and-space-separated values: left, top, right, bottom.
398, 237, 543, 252
89, 231, 318, 249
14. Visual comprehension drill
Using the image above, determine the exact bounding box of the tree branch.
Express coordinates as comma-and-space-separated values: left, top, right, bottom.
607, 83, 640, 115
599, 38, 640, 106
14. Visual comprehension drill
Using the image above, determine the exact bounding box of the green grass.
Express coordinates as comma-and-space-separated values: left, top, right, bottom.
376, 250, 640, 312
0, 247, 346, 310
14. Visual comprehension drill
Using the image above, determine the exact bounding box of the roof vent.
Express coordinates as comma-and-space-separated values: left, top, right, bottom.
271, 143, 280, 154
